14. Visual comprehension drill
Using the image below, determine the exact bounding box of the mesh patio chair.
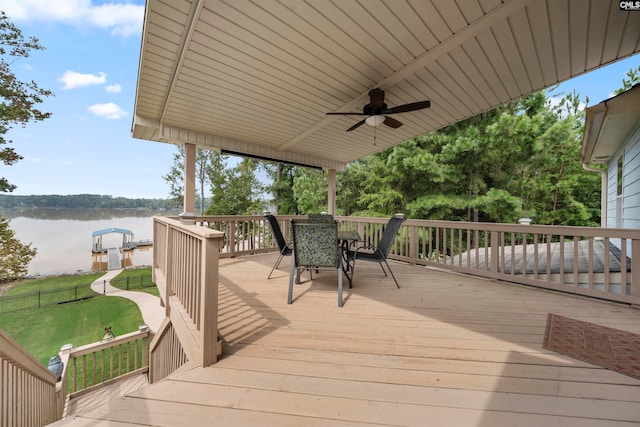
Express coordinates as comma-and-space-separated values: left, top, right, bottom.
265, 214, 293, 279
308, 213, 334, 221
288, 219, 344, 307
345, 216, 406, 288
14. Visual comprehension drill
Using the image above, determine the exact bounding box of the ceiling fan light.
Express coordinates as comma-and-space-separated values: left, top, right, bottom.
365, 115, 385, 127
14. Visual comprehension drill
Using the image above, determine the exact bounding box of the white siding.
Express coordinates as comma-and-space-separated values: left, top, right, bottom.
606, 123, 640, 255
621, 125, 640, 229
606, 157, 619, 229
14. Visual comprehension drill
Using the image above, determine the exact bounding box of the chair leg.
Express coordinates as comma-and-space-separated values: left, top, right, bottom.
288, 258, 296, 304
379, 262, 388, 277
268, 253, 285, 279
348, 259, 355, 289
383, 259, 400, 288
337, 266, 343, 307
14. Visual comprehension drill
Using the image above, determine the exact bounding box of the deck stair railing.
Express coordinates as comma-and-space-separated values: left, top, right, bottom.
63, 327, 151, 398
0, 326, 152, 426
0, 329, 61, 426
150, 216, 224, 382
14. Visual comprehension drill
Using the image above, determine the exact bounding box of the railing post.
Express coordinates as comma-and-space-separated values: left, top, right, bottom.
228, 220, 237, 257
631, 238, 640, 297
57, 343, 72, 419
490, 231, 500, 273
409, 223, 418, 264
139, 325, 150, 370
200, 234, 223, 367
165, 226, 173, 317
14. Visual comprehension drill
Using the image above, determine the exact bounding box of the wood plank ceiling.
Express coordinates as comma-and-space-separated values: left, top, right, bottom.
132, 0, 640, 171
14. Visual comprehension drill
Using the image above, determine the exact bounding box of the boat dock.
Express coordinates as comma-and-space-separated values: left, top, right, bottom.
92, 227, 153, 270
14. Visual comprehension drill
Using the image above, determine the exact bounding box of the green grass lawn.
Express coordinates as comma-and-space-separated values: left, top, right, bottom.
0, 272, 147, 366
111, 267, 159, 297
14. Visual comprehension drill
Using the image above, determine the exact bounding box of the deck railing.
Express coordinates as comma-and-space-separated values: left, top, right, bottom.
150, 216, 224, 381
63, 328, 151, 399
0, 329, 60, 426
191, 215, 640, 305
149, 214, 640, 374
338, 217, 640, 305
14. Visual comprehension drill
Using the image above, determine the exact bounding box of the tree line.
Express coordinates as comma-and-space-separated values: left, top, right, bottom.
0, 194, 171, 210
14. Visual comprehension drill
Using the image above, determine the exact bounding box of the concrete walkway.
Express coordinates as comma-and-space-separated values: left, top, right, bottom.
90, 270, 164, 333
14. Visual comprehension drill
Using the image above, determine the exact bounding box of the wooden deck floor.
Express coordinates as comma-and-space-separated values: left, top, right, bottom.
53, 253, 640, 426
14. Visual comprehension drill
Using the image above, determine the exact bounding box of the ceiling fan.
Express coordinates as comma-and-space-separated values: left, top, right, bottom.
326, 88, 430, 132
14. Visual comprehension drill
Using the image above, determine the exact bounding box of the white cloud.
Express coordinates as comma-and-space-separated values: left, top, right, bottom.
88, 102, 127, 119
105, 84, 122, 93
59, 71, 107, 90
2, 0, 144, 37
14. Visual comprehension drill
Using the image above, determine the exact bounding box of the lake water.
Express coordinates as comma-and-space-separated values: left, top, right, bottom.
0, 208, 169, 277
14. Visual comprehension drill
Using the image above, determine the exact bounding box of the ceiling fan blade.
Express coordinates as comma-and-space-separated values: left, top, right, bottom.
326, 112, 366, 115
346, 119, 366, 132
383, 116, 403, 129
384, 100, 431, 114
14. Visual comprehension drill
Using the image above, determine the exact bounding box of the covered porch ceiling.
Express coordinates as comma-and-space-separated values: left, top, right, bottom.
132, 0, 640, 171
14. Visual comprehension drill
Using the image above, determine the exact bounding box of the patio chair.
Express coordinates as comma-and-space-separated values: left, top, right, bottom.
265, 214, 293, 279
308, 213, 334, 221
345, 216, 406, 288
288, 219, 344, 307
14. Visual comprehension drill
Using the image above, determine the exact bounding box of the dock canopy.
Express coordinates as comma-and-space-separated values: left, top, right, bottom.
92, 228, 134, 238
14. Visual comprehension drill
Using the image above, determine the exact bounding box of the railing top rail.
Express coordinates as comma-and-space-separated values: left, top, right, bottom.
336, 216, 640, 238
193, 214, 304, 222
162, 214, 640, 239
155, 216, 224, 239
0, 328, 56, 385
68, 329, 151, 357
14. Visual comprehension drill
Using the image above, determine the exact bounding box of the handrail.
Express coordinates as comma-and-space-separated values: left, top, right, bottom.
64, 329, 151, 398
0, 328, 58, 426
151, 216, 224, 381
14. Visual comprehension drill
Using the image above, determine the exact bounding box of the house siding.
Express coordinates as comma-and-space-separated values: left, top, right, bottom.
606, 161, 618, 228
606, 124, 640, 255
622, 125, 640, 229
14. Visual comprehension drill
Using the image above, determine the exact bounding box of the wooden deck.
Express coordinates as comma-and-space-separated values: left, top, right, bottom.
52, 253, 640, 426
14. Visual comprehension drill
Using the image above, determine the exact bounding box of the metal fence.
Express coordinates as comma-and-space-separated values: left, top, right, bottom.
0, 284, 96, 314
110, 274, 156, 291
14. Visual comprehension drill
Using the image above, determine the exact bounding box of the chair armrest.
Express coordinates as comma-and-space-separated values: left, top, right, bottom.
353, 243, 376, 253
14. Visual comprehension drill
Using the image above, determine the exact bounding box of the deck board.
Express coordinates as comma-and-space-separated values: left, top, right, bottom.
52, 253, 640, 426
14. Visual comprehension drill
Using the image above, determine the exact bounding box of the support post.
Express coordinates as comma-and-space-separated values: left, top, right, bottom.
181, 143, 197, 225
327, 169, 336, 216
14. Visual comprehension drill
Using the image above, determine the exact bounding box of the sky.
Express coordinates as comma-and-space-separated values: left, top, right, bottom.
1, 1, 639, 199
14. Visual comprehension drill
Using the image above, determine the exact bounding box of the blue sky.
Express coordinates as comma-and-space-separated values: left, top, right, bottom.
2, 1, 640, 199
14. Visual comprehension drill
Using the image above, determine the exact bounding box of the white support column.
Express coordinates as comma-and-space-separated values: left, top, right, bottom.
181, 143, 197, 224
327, 169, 336, 216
